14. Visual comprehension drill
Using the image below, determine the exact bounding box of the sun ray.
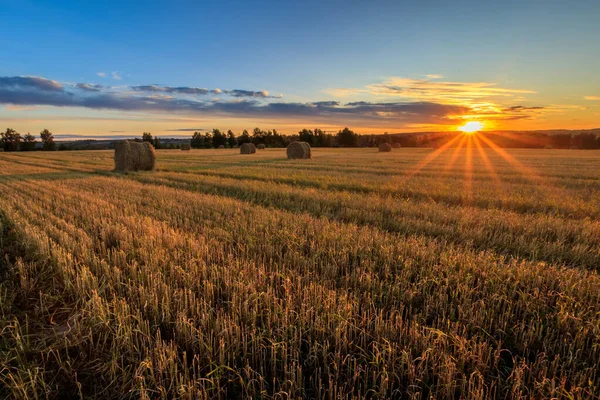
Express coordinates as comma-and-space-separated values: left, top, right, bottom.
477, 133, 542, 181
400, 133, 464, 182
464, 134, 473, 204
473, 134, 505, 205
443, 134, 468, 176
476, 133, 572, 203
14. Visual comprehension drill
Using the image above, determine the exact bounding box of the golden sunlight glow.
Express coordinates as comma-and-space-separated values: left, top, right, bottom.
458, 121, 484, 133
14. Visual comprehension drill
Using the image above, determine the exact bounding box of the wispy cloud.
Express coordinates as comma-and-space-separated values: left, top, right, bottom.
131, 85, 282, 98
97, 72, 107, 78
327, 77, 535, 103
76, 83, 104, 92
366, 77, 536, 103
0, 76, 63, 91
324, 76, 557, 123
111, 71, 122, 80
166, 128, 208, 131
0, 75, 578, 129
0, 75, 472, 127
584, 96, 600, 101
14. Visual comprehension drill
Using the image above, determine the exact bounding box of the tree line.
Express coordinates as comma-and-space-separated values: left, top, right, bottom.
3, 127, 600, 152
185, 127, 364, 149
137, 127, 363, 149
0, 128, 56, 151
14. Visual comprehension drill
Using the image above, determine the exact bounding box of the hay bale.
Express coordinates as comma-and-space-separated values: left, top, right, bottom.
287, 141, 311, 159
378, 143, 392, 152
392, 143, 401, 148
257, 143, 266, 149
181, 143, 191, 151
114, 140, 156, 172
240, 143, 256, 154
218, 145, 225, 149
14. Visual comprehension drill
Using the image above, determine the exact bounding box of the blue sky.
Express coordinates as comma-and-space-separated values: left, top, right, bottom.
1, 0, 599, 136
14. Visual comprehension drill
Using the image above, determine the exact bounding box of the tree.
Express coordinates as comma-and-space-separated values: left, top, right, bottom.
22, 133, 37, 151
314, 128, 332, 147
212, 129, 227, 148
238, 129, 251, 145
142, 132, 153, 143
298, 129, 313, 144
1, 128, 22, 151
40, 129, 56, 151
153, 137, 161, 149
337, 127, 359, 147
252, 127, 264, 145
270, 129, 285, 147
227, 130, 237, 148
191, 131, 204, 148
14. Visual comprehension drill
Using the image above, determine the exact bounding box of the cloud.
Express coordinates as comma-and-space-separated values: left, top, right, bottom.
97, 72, 107, 78
0, 75, 561, 128
76, 83, 104, 92
426, 74, 444, 79
584, 96, 600, 101
0, 75, 470, 126
226, 89, 281, 98
326, 77, 535, 105
132, 85, 213, 95
0, 76, 63, 91
312, 101, 340, 107
503, 105, 545, 111
366, 78, 536, 103
166, 128, 208, 132
111, 71, 122, 80
131, 85, 281, 98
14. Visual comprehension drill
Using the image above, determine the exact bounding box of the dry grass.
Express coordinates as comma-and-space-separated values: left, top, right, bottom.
0, 147, 599, 399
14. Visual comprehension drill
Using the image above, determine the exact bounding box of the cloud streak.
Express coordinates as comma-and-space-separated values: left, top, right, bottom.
131, 85, 281, 98
0, 75, 473, 126
0, 75, 568, 128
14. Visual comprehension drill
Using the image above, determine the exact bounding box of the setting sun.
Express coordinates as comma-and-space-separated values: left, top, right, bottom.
459, 121, 484, 133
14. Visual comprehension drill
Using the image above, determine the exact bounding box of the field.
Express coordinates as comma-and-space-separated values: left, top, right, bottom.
0, 147, 599, 399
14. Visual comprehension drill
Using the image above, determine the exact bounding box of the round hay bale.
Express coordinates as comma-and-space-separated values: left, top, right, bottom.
287, 141, 311, 159
218, 145, 225, 149
378, 143, 392, 152
392, 143, 401, 148
114, 140, 156, 172
240, 143, 256, 154
257, 143, 266, 149
181, 143, 191, 151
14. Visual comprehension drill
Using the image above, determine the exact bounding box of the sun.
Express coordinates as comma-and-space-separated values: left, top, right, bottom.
458, 121, 484, 134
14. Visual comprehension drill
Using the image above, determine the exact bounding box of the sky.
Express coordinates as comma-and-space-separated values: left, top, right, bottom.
0, 0, 599, 138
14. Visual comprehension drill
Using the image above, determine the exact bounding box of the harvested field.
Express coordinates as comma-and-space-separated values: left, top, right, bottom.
0, 147, 599, 399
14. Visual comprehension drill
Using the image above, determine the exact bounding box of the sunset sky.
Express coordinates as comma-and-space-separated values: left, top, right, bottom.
1, 0, 599, 138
